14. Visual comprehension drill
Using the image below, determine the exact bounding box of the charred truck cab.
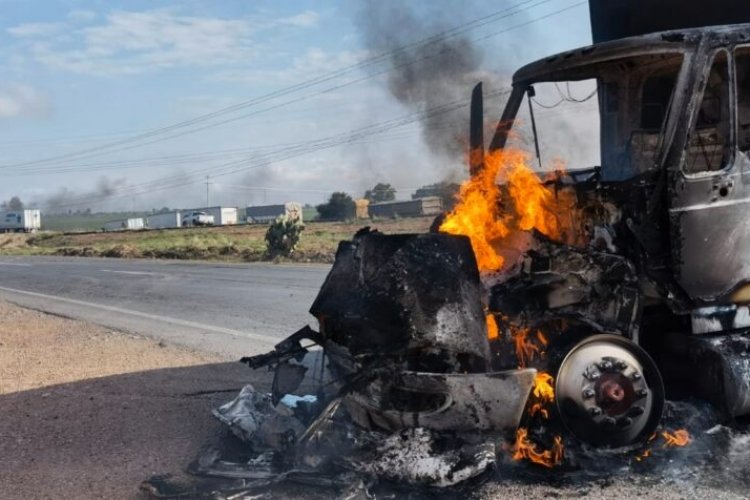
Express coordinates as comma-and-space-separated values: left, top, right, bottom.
484, 23, 750, 445
228, 14, 750, 488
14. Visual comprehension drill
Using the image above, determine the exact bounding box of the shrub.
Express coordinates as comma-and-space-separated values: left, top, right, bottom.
265, 215, 305, 257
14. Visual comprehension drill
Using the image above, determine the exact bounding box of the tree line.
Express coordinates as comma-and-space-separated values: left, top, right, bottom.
316, 182, 459, 221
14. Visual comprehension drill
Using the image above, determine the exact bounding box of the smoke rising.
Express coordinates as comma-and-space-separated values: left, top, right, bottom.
40, 177, 127, 213
357, 1, 502, 161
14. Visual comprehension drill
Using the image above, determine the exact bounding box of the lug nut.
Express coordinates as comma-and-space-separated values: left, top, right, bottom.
616, 417, 633, 428
582, 387, 595, 399
615, 360, 628, 371
598, 360, 614, 372
631, 372, 642, 381
601, 416, 616, 427
584, 366, 600, 381
628, 406, 645, 417
635, 388, 648, 399
589, 407, 602, 417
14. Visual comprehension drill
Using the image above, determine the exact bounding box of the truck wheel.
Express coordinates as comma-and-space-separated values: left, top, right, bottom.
555, 334, 664, 447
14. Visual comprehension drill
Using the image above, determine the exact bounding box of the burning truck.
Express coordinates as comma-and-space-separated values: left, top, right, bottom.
144, 14, 750, 500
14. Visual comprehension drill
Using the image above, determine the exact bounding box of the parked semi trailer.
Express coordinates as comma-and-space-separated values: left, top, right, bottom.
146, 211, 182, 229
102, 218, 145, 232
0, 209, 41, 233
188, 206, 238, 226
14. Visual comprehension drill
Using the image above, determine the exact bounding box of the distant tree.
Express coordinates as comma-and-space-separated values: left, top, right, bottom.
158, 206, 171, 213
1, 196, 24, 210
412, 182, 460, 211
316, 192, 356, 221
364, 183, 396, 203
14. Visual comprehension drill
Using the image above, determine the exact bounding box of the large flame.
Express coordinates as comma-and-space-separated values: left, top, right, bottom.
440, 148, 565, 271
445, 147, 569, 466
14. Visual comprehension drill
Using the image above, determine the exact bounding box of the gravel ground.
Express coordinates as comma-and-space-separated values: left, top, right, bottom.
1, 300, 748, 500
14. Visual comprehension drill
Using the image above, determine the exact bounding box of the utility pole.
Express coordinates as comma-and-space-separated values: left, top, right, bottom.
205, 175, 210, 206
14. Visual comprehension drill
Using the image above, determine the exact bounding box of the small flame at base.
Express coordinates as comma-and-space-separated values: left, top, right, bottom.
661, 429, 691, 447
512, 428, 564, 468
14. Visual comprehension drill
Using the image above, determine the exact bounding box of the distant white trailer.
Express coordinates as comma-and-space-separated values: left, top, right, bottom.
246, 202, 303, 224
0, 209, 41, 233
102, 218, 145, 232
187, 206, 238, 226
146, 211, 181, 229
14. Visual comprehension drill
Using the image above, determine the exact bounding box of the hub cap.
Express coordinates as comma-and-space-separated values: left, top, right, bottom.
555, 334, 664, 447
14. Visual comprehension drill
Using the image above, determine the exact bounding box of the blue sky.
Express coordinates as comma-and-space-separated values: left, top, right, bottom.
0, 0, 592, 212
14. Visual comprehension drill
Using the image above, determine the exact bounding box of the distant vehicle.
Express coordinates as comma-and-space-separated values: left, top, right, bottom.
0, 209, 41, 233
189, 206, 238, 226
182, 211, 214, 227
102, 218, 145, 232
246, 202, 303, 224
146, 211, 182, 229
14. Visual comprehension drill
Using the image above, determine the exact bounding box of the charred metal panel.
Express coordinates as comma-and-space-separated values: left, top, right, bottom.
589, 0, 750, 43
310, 229, 491, 373
667, 43, 750, 303
344, 369, 536, 433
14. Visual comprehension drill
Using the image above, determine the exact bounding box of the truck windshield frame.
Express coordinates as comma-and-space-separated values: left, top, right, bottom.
501, 51, 687, 182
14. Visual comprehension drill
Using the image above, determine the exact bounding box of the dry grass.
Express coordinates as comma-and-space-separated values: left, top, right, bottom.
0, 217, 434, 263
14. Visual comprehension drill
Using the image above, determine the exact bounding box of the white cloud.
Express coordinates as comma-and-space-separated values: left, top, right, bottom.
9, 8, 322, 77
0, 84, 51, 119
7, 22, 63, 37
280, 10, 319, 28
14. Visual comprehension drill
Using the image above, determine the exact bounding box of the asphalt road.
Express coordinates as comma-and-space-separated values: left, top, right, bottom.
0, 256, 330, 358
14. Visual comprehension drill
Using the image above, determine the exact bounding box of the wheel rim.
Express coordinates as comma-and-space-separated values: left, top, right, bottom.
555, 334, 664, 447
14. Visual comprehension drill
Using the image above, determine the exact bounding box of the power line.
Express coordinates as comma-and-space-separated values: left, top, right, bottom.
41, 89, 510, 211
1, 0, 558, 171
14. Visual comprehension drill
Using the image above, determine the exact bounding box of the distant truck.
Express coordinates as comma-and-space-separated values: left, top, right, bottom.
181, 211, 215, 227
368, 196, 442, 219
246, 202, 302, 224
102, 218, 145, 232
187, 206, 238, 226
146, 211, 182, 229
0, 209, 41, 233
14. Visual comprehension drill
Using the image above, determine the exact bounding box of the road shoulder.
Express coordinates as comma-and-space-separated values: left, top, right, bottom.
0, 300, 267, 499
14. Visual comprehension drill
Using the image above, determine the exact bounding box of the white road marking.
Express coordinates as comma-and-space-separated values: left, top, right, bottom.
0, 285, 279, 345
0, 262, 32, 267
100, 269, 160, 276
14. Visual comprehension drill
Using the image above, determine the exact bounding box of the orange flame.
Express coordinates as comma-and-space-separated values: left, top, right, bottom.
512, 428, 564, 468
440, 148, 566, 271
634, 449, 652, 462
529, 372, 555, 419
512, 326, 547, 367
486, 314, 499, 340
661, 429, 691, 447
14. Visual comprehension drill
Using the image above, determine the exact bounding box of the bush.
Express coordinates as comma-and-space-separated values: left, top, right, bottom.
265, 215, 305, 257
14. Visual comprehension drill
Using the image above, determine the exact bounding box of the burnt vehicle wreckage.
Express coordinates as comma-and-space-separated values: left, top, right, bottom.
143, 13, 750, 500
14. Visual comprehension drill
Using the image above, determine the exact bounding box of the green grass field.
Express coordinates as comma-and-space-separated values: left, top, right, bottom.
0, 217, 434, 263
42, 212, 151, 232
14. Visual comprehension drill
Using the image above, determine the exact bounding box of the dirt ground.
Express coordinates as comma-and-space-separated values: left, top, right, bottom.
0, 300, 262, 499
1, 300, 747, 500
